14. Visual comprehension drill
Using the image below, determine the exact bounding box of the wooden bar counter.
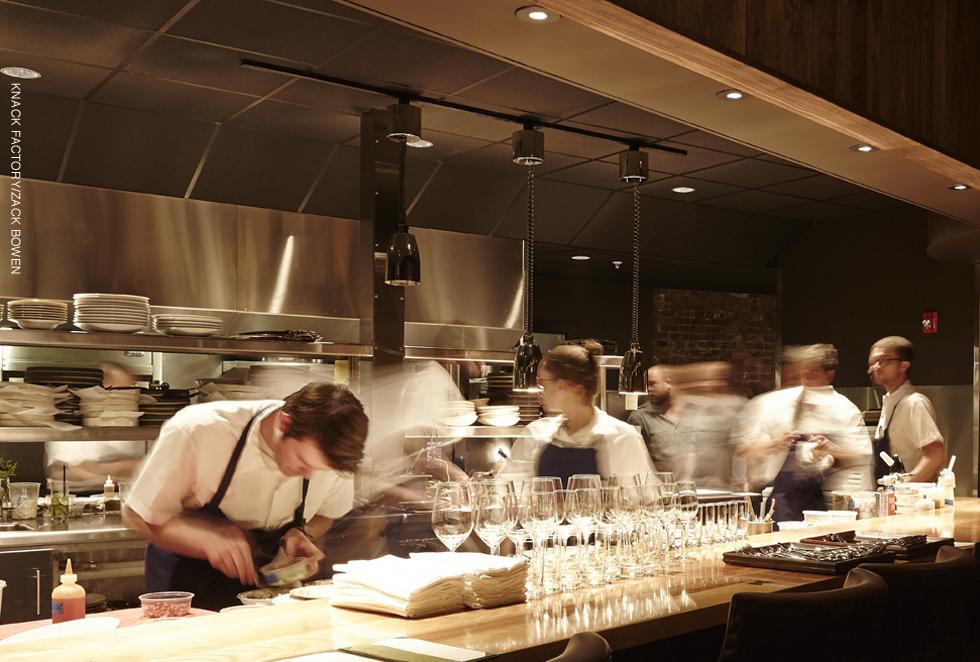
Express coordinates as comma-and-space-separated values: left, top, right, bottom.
3, 500, 978, 661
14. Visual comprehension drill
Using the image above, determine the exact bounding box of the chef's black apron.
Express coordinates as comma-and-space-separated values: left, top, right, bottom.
537, 443, 598, 489
771, 391, 824, 522
144, 408, 309, 611
873, 400, 905, 481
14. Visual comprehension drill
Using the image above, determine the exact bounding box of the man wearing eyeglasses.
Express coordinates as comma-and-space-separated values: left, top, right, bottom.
868, 336, 945, 482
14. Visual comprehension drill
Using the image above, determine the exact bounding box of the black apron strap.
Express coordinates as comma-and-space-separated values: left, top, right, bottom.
203, 405, 276, 516
873, 400, 905, 480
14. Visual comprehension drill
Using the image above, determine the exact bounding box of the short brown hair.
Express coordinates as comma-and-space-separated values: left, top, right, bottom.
540, 339, 603, 398
801, 344, 839, 371
871, 336, 914, 363
282, 383, 368, 474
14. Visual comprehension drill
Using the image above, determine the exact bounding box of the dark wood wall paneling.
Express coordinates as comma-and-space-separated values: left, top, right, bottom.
613, 0, 980, 168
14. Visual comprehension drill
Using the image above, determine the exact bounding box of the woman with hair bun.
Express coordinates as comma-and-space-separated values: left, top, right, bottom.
501, 340, 654, 487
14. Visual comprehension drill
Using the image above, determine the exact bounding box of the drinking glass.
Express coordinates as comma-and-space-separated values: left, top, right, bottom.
505, 496, 530, 557
649, 471, 675, 486
568, 474, 601, 492
475, 493, 516, 556
675, 480, 699, 561
431, 482, 473, 552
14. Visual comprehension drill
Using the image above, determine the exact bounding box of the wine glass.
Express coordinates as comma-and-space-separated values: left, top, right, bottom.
675, 480, 698, 561
431, 482, 473, 552
568, 474, 601, 491
475, 493, 516, 556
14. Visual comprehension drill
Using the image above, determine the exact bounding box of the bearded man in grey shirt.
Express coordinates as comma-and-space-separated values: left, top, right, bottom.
628, 365, 678, 474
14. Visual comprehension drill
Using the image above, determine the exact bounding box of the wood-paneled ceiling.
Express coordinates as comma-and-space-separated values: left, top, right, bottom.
0, 0, 921, 292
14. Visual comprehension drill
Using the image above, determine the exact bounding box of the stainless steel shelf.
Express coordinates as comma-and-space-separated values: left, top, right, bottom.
0, 328, 372, 359
0, 426, 161, 442
404, 346, 515, 364
404, 426, 527, 438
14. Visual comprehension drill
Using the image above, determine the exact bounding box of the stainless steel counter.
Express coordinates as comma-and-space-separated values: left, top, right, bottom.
0, 514, 140, 549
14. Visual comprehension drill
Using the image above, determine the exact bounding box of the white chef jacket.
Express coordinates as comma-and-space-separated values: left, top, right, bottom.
499, 407, 654, 482
734, 385, 872, 492
875, 381, 943, 472
127, 400, 354, 531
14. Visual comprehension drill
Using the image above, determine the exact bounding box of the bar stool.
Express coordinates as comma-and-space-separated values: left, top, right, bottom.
546, 632, 612, 662
717, 568, 887, 662
859, 545, 979, 661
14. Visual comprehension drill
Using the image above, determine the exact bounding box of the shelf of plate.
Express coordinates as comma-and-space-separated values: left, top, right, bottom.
0, 328, 372, 359
402, 426, 528, 439
0, 426, 162, 443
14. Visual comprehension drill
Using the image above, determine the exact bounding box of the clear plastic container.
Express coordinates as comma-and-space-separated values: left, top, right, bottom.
9, 482, 40, 520
138, 591, 194, 618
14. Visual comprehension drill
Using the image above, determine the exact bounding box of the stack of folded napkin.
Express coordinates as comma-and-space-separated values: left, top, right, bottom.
330, 553, 527, 618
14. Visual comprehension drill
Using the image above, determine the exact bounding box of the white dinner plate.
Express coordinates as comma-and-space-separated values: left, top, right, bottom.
12, 320, 63, 330
76, 322, 146, 333
1, 616, 120, 645
289, 585, 332, 600
157, 327, 221, 337
73, 293, 149, 302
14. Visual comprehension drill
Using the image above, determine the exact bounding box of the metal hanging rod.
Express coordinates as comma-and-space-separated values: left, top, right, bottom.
241, 59, 688, 156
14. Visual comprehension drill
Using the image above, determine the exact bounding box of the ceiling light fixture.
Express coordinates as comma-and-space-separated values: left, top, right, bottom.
850, 143, 876, 153
385, 100, 432, 149
671, 185, 696, 194
618, 147, 648, 396
513, 126, 545, 393
1, 66, 41, 79
571, 255, 590, 261
948, 184, 969, 191
384, 115, 422, 287
515, 5, 559, 23
717, 89, 744, 100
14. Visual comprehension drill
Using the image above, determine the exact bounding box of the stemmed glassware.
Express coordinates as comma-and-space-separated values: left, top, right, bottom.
431, 482, 473, 552
675, 480, 699, 561
475, 493, 516, 556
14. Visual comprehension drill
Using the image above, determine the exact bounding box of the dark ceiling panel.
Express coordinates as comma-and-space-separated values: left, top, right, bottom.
191, 124, 332, 211
64, 102, 213, 197
319, 25, 509, 96
0, 3, 149, 68
717, 215, 811, 268
124, 36, 293, 96
229, 100, 361, 143
273, 79, 389, 114
669, 129, 762, 157
689, 158, 813, 187
571, 193, 682, 252
301, 144, 359, 220
446, 142, 584, 175
407, 165, 527, 235
168, 0, 377, 65
420, 105, 514, 143
645, 208, 746, 263
700, 189, 804, 213
565, 102, 692, 140
15, 0, 190, 30
494, 179, 610, 244
639, 175, 742, 201
831, 191, 906, 211
762, 174, 868, 200
274, 0, 388, 27
0, 51, 110, 98
542, 159, 625, 189
539, 127, 621, 160
91, 72, 255, 122
769, 201, 868, 222
455, 67, 609, 120
19, 92, 79, 181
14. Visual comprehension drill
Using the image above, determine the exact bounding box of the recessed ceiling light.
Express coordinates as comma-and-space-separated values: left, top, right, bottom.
571, 255, 590, 261
1, 66, 41, 79
850, 143, 875, 153
515, 5, 559, 23
949, 184, 970, 191
717, 89, 744, 100
671, 186, 696, 194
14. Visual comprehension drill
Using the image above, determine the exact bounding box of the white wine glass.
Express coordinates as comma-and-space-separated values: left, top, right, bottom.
475, 493, 515, 556
675, 480, 698, 561
431, 482, 473, 552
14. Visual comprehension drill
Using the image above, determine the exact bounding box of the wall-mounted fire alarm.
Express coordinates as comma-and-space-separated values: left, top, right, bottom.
921, 311, 938, 334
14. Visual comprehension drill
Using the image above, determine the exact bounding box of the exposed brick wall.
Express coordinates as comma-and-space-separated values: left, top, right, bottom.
652, 288, 778, 396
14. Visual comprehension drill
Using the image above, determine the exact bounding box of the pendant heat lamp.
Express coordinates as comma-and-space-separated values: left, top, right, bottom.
384, 101, 428, 287
512, 126, 544, 392
618, 147, 648, 395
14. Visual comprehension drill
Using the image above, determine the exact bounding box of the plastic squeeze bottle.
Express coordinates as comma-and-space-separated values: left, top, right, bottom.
103, 475, 120, 512
51, 559, 86, 623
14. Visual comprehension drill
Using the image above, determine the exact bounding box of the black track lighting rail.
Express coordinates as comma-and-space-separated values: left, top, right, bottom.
241, 59, 688, 156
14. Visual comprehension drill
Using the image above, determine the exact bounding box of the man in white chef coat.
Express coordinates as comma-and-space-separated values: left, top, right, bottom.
123, 383, 368, 609
868, 336, 945, 482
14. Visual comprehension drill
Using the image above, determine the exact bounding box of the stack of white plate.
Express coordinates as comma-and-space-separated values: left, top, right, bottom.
437, 400, 477, 427
476, 405, 520, 427
73, 386, 144, 427
73, 293, 149, 333
0, 382, 78, 430
8, 299, 69, 330
152, 314, 223, 337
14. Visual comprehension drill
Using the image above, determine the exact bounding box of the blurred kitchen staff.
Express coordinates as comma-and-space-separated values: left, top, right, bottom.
123, 383, 368, 610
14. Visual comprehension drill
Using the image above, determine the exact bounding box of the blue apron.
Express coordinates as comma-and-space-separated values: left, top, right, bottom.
537, 443, 598, 489
771, 391, 824, 522
144, 408, 309, 611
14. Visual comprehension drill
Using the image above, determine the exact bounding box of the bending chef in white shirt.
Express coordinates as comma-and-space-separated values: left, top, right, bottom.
123, 383, 369, 610
500, 340, 654, 487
